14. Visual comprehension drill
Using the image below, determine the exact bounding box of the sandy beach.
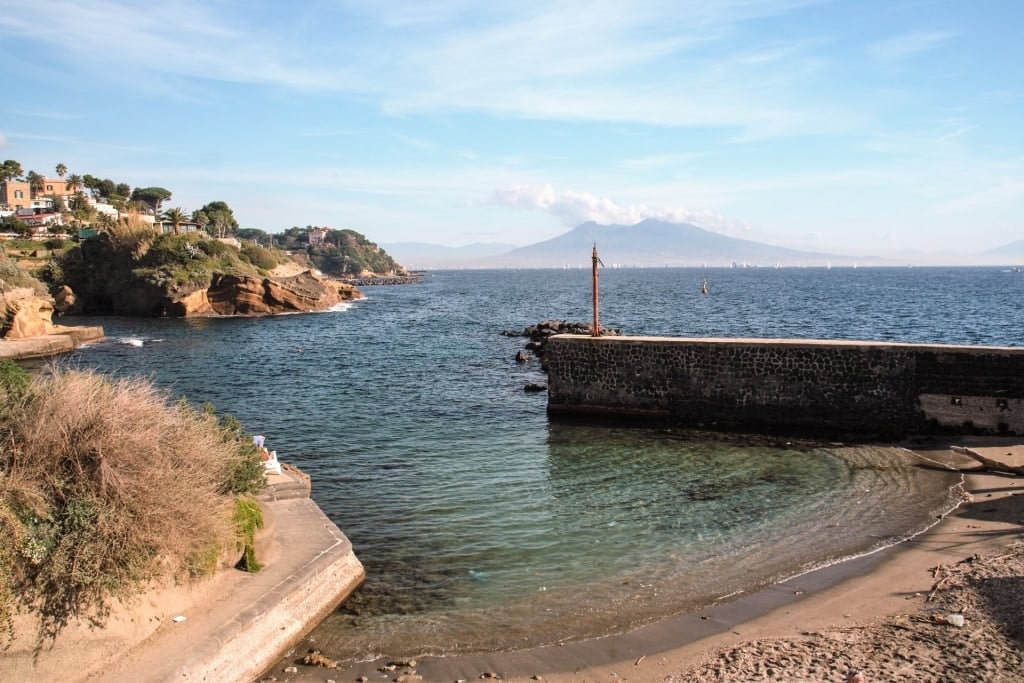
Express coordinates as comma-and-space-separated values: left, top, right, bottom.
3, 439, 1021, 682
270, 438, 1024, 683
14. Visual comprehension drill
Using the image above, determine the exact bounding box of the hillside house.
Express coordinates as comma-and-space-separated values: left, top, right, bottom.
0, 179, 31, 210
155, 219, 201, 235
308, 226, 331, 245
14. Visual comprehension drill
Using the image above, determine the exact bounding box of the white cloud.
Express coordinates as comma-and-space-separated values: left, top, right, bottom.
490, 184, 748, 233
0, 133, 7, 148
867, 30, 957, 63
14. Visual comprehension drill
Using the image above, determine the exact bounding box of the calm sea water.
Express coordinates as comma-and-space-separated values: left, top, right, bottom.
62, 266, 1022, 661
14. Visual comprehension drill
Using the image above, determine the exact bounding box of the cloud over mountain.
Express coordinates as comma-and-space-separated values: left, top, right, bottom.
490, 184, 749, 235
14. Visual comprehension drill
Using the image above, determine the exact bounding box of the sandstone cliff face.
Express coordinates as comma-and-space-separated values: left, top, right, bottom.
1, 288, 57, 339
178, 270, 362, 317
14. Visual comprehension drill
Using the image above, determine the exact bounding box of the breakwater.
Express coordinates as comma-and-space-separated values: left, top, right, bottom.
545, 335, 1024, 438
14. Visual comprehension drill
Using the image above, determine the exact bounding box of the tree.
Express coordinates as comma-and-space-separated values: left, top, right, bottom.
115, 183, 131, 198
1, 214, 28, 235
131, 187, 173, 213
66, 174, 84, 194
161, 207, 188, 236
96, 178, 117, 200
237, 228, 270, 245
199, 201, 238, 238
1, 160, 23, 183
55, 163, 67, 179
25, 171, 44, 197
83, 174, 101, 198
191, 209, 209, 234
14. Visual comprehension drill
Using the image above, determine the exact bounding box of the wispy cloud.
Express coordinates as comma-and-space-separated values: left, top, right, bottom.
867, 29, 957, 63
0, 0, 856, 139
0, 133, 7, 148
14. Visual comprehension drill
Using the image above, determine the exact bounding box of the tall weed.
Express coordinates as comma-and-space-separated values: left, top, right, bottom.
0, 368, 264, 645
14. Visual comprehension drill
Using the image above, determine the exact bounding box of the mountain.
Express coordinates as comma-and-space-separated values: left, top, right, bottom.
483, 218, 846, 268
984, 239, 1024, 261
381, 241, 518, 269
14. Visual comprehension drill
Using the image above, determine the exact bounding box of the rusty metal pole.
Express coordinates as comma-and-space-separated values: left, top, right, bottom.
591, 245, 600, 337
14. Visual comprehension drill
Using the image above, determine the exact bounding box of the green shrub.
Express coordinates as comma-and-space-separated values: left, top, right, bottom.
240, 244, 279, 271
233, 496, 264, 573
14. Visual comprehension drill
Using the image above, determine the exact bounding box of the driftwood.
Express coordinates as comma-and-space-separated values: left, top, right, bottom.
950, 446, 1024, 476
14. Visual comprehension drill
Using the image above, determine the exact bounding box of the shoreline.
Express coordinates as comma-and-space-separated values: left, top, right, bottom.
272, 439, 1024, 683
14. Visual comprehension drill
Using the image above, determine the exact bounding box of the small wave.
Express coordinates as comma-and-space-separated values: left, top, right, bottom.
119, 338, 145, 347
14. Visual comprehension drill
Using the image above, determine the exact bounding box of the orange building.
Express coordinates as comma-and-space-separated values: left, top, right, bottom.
0, 179, 32, 210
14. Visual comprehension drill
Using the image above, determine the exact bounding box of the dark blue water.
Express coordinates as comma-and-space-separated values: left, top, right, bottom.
63, 266, 1021, 660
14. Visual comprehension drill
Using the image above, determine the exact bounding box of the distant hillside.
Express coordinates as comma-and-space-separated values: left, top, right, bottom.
484, 218, 845, 268
382, 242, 517, 269
984, 239, 1024, 260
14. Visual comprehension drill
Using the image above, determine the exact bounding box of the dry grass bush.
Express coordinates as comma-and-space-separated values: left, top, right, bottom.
106, 211, 158, 259
0, 365, 264, 646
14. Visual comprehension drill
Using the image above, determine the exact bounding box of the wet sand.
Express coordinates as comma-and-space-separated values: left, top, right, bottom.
269, 439, 1024, 683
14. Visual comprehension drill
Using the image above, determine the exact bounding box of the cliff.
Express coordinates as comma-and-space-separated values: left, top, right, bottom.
51, 233, 362, 317
0, 277, 104, 358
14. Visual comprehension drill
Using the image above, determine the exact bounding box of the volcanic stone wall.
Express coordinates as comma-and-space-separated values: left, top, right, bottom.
545, 335, 1024, 438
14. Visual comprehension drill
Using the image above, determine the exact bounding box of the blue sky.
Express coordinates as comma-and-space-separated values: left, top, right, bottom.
1, 0, 1022, 257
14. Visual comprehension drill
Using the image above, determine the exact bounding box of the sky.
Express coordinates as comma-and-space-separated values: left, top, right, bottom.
1, 0, 1022, 258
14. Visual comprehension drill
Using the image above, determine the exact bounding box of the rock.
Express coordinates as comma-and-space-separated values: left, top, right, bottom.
204, 270, 362, 316
2, 296, 55, 339
52, 284, 82, 315
515, 350, 529, 363
389, 659, 417, 668
507, 320, 623, 366
302, 649, 338, 668
524, 383, 547, 393
283, 666, 298, 673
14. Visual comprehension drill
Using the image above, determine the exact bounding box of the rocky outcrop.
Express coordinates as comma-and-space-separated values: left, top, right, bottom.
0, 286, 105, 358
54, 269, 362, 318
2, 289, 56, 339
502, 319, 623, 367
202, 271, 362, 316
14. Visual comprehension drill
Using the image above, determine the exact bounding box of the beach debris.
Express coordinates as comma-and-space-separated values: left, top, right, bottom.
480, 673, 501, 679
356, 677, 368, 682
389, 659, 417, 668
950, 445, 1024, 476
634, 655, 646, 666
302, 649, 338, 668
845, 669, 866, 683
172, 615, 187, 623
945, 613, 966, 627
379, 664, 398, 672
283, 666, 298, 673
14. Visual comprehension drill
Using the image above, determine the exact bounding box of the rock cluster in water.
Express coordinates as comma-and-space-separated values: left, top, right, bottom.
502, 319, 623, 364
503, 320, 623, 393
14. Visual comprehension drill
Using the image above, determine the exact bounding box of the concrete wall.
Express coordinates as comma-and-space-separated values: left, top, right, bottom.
545, 335, 1024, 438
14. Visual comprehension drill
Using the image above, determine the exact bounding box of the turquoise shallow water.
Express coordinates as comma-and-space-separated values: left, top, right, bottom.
62, 267, 1020, 660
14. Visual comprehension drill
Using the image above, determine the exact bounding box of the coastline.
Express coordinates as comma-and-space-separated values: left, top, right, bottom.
272, 439, 1023, 683
2, 441, 1018, 682
0, 326, 105, 360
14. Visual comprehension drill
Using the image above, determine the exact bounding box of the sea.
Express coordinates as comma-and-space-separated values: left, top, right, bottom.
59, 265, 1023, 662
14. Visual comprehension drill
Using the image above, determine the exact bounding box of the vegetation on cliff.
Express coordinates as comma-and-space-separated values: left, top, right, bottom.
0, 361, 265, 646
46, 221, 287, 315
278, 227, 406, 278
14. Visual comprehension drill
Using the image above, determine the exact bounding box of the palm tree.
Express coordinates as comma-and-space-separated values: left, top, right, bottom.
55, 163, 67, 179
162, 207, 188, 235
25, 171, 44, 197
66, 173, 83, 194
